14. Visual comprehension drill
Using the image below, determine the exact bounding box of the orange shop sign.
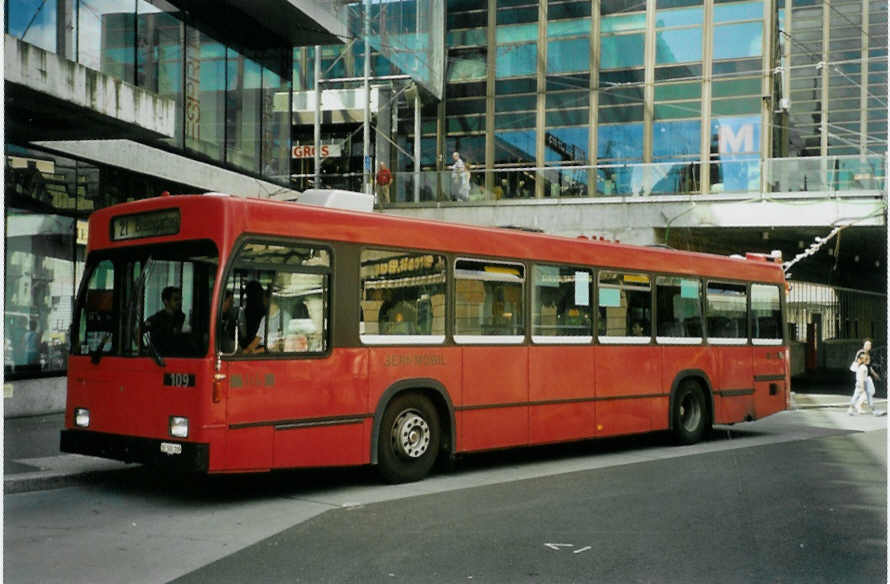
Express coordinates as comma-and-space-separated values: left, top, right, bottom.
292, 144, 343, 159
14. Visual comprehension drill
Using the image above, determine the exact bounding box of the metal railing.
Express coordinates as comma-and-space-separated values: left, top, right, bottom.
296, 155, 887, 205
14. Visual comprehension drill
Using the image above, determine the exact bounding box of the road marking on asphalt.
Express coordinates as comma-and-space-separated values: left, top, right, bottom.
545, 543, 592, 554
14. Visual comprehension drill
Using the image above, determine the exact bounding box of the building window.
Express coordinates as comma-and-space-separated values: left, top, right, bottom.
78, 0, 137, 82
185, 29, 225, 162
8, 0, 58, 53
137, 1, 185, 148
226, 48, 262, 174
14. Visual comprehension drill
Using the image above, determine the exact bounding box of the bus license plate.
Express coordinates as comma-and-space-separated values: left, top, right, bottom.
160, 442, 182, 455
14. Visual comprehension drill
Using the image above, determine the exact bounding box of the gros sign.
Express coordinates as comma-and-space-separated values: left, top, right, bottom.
292, 144, 343, 159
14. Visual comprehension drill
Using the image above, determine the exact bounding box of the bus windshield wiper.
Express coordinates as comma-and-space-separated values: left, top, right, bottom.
90, 333, 111, 364
142, 331, 166, 367
128, 257, 165, 367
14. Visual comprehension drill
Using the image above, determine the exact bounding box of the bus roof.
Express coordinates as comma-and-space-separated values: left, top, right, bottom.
89, 193, 786, 285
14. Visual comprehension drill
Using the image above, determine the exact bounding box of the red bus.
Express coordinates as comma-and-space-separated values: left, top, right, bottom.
61, 193, 789, 483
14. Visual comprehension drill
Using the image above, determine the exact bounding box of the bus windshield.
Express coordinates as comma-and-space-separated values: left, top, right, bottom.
72, 240, 218, 361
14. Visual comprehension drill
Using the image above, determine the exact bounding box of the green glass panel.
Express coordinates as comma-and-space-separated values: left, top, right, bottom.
655, 7, 704, 27
547, 91, 589, 109
712, 22, 762, 59
713, 1, 762, 22
546, 109, 589, 126
654, 82, 701, 100
600, 13, 647, 33
601, 34, 645, 68
654, 101, 702, 119
656, 28, 702, 63
548, 38, 591, 73
496, 112, 537, 129
447, 116, 485, 132
496, 23, 538, 44
712, 77, 761, 97
711, 97, 761, 115
547, 18, 591, 38
598, 105, 644, 122
447, 29, 488, 46
496, 44, 537, 78
496, 95, 538, 112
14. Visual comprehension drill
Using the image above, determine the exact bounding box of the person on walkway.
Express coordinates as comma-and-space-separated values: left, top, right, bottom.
848, 339, 884, 415
375, 161, 392, 205
451, 152, 470, 201
848, 352, 870, 415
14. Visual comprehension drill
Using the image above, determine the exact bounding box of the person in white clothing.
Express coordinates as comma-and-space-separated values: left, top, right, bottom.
848, 352, 870, 415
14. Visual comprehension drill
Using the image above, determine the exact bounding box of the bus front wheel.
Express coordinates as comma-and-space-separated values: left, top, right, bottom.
378, 393, 440, 483
672, 380, 708, 445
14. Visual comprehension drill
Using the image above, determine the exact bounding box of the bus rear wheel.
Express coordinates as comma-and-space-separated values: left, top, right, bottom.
672, 380, 708, 445
378, 393, 440, 483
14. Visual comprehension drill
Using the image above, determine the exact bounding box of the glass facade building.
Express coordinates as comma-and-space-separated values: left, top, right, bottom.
292, 0, 885, 200
3, 0, 886, 386
5, 0, 293, 379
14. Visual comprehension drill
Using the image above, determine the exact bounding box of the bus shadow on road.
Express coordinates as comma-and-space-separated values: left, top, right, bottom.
94, 426, 776, 502
447, 426, 771, 476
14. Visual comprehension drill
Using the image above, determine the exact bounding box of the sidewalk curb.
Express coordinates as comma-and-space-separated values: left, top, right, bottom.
4, 456, 139, 494
5, 468, 126, 494
790, 394, 887, 411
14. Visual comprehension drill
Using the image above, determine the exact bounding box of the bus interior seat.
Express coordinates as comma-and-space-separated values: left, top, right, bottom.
659, 320, 683, 336
684, 317, 702, 336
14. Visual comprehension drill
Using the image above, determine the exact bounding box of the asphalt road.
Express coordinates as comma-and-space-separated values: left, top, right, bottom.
5, 409, 887, 584
169, 430, 887, 584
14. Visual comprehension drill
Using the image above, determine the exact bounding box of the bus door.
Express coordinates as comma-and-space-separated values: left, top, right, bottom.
528, 265, 597, 444
595, 272, 658, 436
750, 284, 788, 417
454, 259, 529, 451
705, 282, 754, 423
218, 241, 366, 471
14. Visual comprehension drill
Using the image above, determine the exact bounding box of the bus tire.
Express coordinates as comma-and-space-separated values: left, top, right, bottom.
377, 393, 441, 483
672, 380, 708, 445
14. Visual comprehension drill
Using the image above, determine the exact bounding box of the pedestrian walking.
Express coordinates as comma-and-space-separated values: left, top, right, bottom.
375, 161, 392, 205
451, 152, 470, 201
848, 338, 885, 416
848, 352, 870, 415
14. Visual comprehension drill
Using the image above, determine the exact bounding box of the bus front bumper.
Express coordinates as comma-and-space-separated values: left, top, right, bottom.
60, 429, 209, 473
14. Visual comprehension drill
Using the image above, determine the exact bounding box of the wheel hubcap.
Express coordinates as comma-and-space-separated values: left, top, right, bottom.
391, 410, 430, 459
680, 395, 702, 431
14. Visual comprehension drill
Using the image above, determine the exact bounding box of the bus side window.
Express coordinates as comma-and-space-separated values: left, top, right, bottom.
359, 250, 447, 340
222, 242, 330, 355
705, 281, 748, 339
598, 271, 651, 338
655, 277, 702, 339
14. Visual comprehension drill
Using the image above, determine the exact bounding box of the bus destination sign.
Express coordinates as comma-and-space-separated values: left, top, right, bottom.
111, 209, 180, 241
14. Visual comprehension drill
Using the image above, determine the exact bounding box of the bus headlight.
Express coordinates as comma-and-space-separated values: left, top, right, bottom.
74, 408, 90, 428
169, 416, 189, 438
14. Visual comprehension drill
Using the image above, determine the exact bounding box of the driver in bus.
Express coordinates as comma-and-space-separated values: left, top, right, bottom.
145, 286, 185, 353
